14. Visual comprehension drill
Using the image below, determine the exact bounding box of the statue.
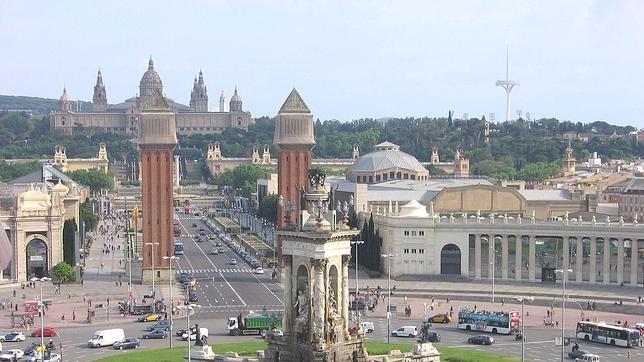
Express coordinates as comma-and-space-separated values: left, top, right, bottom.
194, 323, 207, 346
328, 287, 340, 320
293, 286, 310, 343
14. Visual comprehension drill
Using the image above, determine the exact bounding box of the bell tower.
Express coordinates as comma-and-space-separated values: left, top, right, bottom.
93, 70, 108, 112
564, 140, 576, 176
431, 146, 440, 164
273, 88, 315, 264
138, 88, 177, 283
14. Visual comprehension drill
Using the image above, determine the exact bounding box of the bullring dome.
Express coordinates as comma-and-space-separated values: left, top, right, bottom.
139, 58, 163, 97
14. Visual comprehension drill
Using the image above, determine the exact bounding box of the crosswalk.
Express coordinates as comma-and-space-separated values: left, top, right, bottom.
176, 268, 254, 274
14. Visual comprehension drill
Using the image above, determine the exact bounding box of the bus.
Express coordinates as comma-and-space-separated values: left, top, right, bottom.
174, 241, 185, 255
457, 307, 520, 335
576, 321, 640, 347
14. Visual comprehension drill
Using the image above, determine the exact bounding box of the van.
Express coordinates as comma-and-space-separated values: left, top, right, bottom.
182, 327, 208, 341
360, 321, 375, 333
391, 326, 418, 338
575, 354, 600, 362
87, 328, 126, 348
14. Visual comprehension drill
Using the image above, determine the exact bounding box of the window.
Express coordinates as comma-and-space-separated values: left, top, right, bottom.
383, 174, 388, 181
404, 173, 409, 179
368, 176, 373, 183
419, 249, 424, 254
419, 231, 425, 236
404, 231, 410, 236
411, 231, 417, 236
411, 175, 416, 180
412, 249, 417, 254
390, 172, 395, 179
396, 172, 402, 179
404, 248, 409, 254
376, 175, 381, 182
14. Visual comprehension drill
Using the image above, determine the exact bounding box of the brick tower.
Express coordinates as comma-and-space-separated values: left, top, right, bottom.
138, 88, 177, 283
273, 89, 315, 264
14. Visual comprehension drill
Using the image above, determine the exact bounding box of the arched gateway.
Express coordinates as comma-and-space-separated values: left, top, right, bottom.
441, 243, 461, 275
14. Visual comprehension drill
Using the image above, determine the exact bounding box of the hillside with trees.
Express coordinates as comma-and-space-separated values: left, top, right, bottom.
1, 105, 641, 183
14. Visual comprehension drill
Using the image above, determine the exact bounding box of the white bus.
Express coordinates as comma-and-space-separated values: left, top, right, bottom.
457, 307, 520, 335
576, 321, 640, 347
174, 241, 185, 255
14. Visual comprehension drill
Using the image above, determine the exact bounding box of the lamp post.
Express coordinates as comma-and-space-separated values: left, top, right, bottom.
514, 295, 534, 362
381, 253, 397, 343
145, 242, 159, 297
163, 256, 179, 349
177, 304, 201, 362
555, 268, 573, 362
31, 276, 50, 362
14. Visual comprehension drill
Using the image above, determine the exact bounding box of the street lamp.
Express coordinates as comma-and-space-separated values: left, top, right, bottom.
145, 242, 160, 297
163, 256, 179, 349
31, 276, 50, 362
381, 253, 397, 343
555, 268, 573, 362
514, 295, 534, 362
176, 303, 201, 362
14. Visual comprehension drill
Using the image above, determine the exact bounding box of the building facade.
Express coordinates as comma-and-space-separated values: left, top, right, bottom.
50, 59, 253, 136
619, 177, 644, 222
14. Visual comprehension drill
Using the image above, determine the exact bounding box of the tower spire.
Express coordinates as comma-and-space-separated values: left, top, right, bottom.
496, 47, 519, 122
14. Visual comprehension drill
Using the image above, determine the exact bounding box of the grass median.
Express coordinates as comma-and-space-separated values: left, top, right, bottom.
94, 341, 518, 361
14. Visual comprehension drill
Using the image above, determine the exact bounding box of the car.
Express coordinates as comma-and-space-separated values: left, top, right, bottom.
429, 314, 451, 324
137, 313, 162, 323
192, 223, 197, 228
31, 328, 58, 338
188, 293, 199, 302
209, 249, 218, 255
229, 259, 238, 265
575, 354, 600, 362
391, 326, 417, 338
468, 335, 494, 345
568, 350, 589, 360
425, 331, 441, 342
360, 321, 375, 333
217, 247, 225, 253
253, 268, 264, 275
143, 330, 167, 339
23, 343, 43, 356
176, 326, 197, 337
148, 320, 172, 332
113, 338, 140, 350
195, 236, 202, 242
0, 349, 24, 361
215, 241, 222, 246
0, 332, 25, 342
23, 352, 61, 362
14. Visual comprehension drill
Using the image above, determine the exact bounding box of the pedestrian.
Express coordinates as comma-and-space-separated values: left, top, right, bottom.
501, 298, 505, 307
73, 310, 76, 321
68, 291, 71, 299
13, 289, 16, 297
61, 314, 65, 321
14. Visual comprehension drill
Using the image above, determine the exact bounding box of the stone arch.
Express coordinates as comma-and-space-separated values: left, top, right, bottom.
328, 264, 339, 307
441, 243, 461, 275
25, 237, 48, 279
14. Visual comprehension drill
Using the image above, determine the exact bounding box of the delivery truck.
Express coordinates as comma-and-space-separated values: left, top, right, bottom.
227, 312, 283, 336
87, 328, 125, 348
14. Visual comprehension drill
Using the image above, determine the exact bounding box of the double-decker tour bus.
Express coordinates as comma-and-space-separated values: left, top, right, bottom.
457, 307, 520, 335
174, 241, 185, 256
576, 321, 640, 347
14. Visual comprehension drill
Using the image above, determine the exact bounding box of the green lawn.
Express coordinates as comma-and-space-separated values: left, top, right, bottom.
95, 341, 518, 362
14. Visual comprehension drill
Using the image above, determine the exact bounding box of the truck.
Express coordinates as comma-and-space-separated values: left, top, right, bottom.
87, 328, 125, 348
227, 312, 283, 336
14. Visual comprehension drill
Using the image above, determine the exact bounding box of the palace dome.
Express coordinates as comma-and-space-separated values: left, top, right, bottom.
350, 142, 426, 173
139, 58, 163, 97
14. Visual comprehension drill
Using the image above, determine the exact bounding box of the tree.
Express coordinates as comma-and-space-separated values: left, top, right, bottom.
0, 161, 40, 182
80, 200, 99, 231
62, 219, 77, 266
215, 164, 268, 198
52, 261, 75, 285
65, 168, 114, 193
257, 194, 279, 224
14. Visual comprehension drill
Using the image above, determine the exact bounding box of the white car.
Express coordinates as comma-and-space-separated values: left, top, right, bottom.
24, 352, 61, 362
391, 326, 418, 337
0, 349, 24, 361
0, 332, 25, 342
253, 267, 264, 275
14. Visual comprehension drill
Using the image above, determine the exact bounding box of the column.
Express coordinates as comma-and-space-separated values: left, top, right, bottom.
562, 237, 570, 282
501, 234, 509, 280
589, 237, 597, 284
488, 236, 494, 280
342, 257, 350, 335
576, 237, 583, 282
529, 235, 536, 281
617, 238, 624, 285
603, 238, 610, 284
631, 239, 639, 286
283, 257, 293, 335
313, 259, 326, 343
475, 234, 482, 279
515, 236, 522, 281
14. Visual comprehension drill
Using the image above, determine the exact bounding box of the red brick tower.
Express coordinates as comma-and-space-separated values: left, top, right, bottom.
273, 89, 315, 263
138, 88, 177, 282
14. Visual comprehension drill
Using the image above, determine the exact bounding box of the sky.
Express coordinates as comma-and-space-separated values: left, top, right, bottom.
1, 0, 643, 127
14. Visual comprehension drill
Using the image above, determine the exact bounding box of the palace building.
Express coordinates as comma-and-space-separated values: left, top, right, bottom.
49, 59, 253, 136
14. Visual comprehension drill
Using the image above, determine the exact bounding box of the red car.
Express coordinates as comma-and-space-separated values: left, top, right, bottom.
31, 327, 57, 337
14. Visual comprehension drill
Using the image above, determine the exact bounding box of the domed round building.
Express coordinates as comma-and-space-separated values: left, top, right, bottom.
346, 141, 429, 183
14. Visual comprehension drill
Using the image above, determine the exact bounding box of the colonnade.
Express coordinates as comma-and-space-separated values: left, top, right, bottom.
472, 234, 641, 286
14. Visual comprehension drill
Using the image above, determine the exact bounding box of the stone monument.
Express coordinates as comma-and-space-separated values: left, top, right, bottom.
264, 169, 367, 361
